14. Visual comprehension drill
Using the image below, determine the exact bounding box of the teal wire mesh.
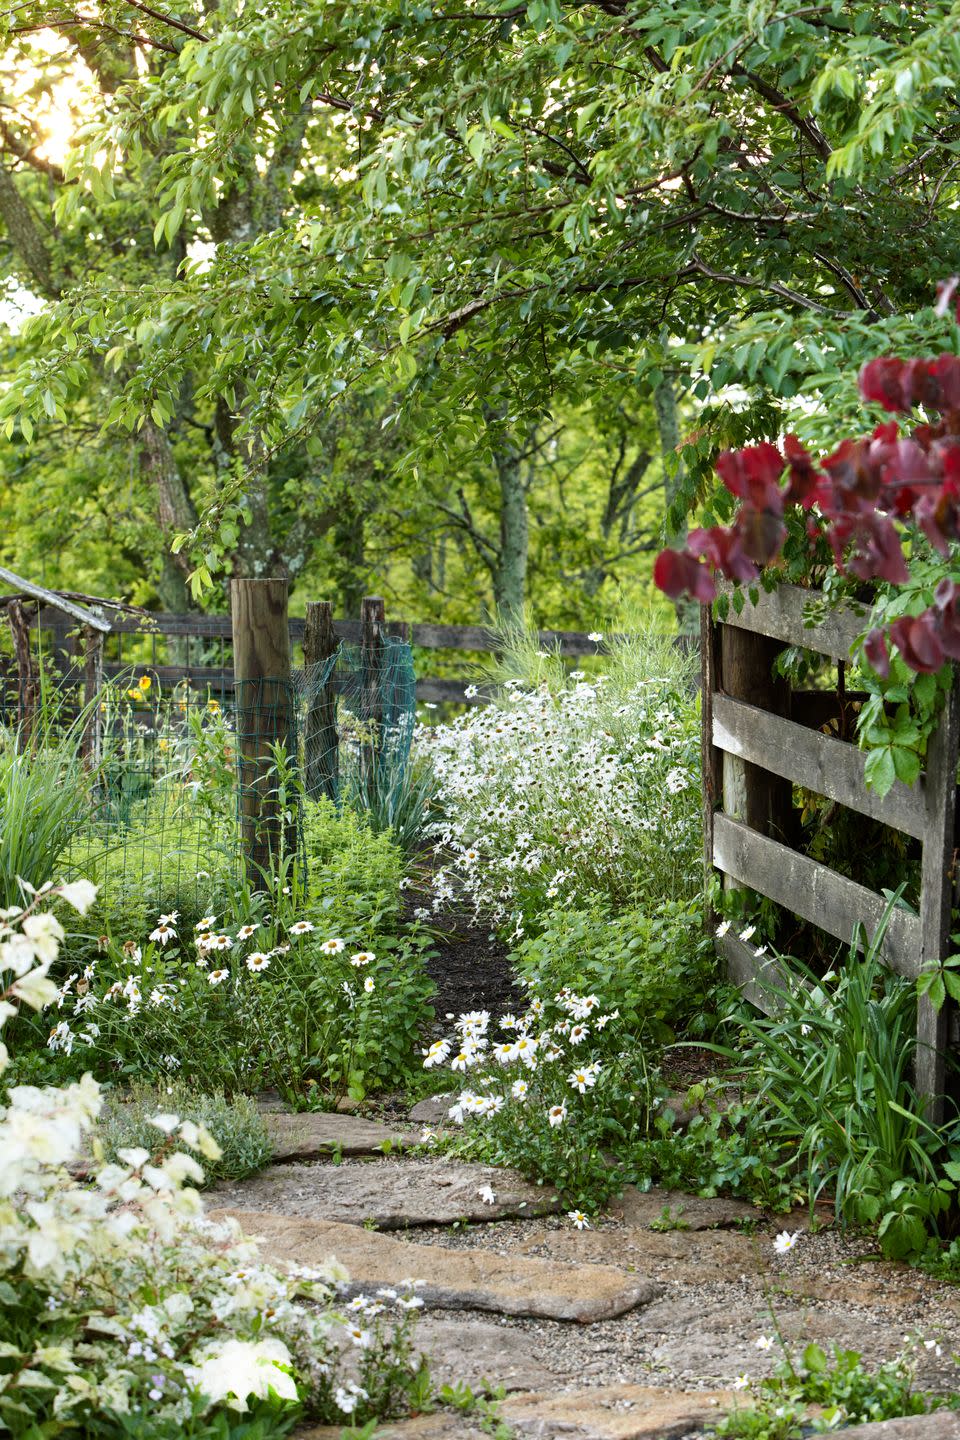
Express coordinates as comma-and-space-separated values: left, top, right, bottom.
61, 685, 243, 919
296, 636, 417, 810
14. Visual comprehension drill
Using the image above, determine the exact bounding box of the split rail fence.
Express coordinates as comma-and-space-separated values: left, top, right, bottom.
19, 602, 605, 709
702, 583, 960, 1116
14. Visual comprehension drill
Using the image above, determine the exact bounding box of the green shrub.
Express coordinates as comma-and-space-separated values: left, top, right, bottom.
511, 896, 716, 1046
303, 796, 405, 923
97, 1083, 273, 1184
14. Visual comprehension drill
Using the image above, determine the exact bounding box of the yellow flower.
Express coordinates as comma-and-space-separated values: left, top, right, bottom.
208, 699, 221, 713
139, 675, 152, 691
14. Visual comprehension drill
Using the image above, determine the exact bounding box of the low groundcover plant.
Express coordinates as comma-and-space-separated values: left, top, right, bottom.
1, 881, 429, 1436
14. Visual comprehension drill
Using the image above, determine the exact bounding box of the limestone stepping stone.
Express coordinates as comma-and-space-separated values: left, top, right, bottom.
610, 1185, 758, 1230
408, 1095, 452, 1126
512, 1217, 763, 1285
838, 1417, 960, 1440
212, 1159, 562, 1227
411, 1316, 556, 1393
262, 1111, 417, 1162
210, 1209, 661, 1322
296, 1384, 734, 1439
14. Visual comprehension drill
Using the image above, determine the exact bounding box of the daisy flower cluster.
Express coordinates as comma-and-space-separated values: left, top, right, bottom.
333, 1283, 429, 1421
0, 885, 427, 1430
46, 905, 383, 1095
423, 987, 618, 1161
414, 654, 699, 936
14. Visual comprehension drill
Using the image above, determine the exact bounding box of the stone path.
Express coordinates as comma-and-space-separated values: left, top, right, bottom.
212, 1111, 960, 1439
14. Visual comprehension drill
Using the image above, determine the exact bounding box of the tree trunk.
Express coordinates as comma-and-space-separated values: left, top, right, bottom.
493, 435, 528, 623
336, 503, 367, 617
139, 420, 198, 576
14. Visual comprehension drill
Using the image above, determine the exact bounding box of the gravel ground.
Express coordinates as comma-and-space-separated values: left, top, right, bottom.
404, 1207, 960, 1397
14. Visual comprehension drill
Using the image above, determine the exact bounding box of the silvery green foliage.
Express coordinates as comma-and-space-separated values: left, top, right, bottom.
0, 883, 423, 1431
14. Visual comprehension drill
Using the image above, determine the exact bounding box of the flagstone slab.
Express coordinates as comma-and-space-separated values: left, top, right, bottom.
211, 1209, 661, 1322
513, 1219, 763, 1285
410, 1316, 557, 1393
296, 1385, 734, 1439
502, 1383, 736, 1439
262, 1111, 418, 1162
610, 1186, 759, 1231
838, 1416, 960, 1440
212, 1159, 562, 1227
409, 1095, 452, 1125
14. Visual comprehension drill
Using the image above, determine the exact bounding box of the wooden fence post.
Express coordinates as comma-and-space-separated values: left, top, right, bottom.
230, 578, 292, 885
718, 623, 792, 842
916, 667, 960, 1120
304, 600, 339, 802
8, 600, 37, 750
360, 596, 385, 785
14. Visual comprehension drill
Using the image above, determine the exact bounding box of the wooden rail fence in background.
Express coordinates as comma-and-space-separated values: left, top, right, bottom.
22, 600, 607, 708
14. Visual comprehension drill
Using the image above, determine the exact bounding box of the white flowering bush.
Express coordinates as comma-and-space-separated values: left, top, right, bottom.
415, 626, 700, 937
1, 883, 430, 1435
46, 879, 433, 1103
422, 986, 657, 1210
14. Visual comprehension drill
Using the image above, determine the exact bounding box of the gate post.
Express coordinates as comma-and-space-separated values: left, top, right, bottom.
304, 600, 339, 802
230, 578, 291, 885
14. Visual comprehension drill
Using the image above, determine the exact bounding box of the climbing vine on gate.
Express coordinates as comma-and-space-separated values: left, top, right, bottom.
655, 284, 960, 795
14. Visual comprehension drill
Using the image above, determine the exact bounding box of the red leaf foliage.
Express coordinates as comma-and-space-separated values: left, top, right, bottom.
653, 330, 960, 674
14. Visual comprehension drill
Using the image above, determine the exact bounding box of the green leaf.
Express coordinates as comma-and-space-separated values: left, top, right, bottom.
864, 745, 896, 797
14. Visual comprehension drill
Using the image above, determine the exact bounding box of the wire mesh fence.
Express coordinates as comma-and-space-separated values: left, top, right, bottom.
0, 631, 419, 918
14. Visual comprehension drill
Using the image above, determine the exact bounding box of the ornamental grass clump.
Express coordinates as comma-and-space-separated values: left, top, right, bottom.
416, 618, 700, 937
719, 903, 960, 1259
423, 986, 656, 1210
0, 882, 430, 1436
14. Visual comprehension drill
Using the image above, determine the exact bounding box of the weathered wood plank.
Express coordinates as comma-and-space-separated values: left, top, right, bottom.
36, 609, 608, 656
712, 695, 927, 841
701, 605, 721, 910
712, 814, 921, 977
916, 672, 960, 1116
717, 932, 798, 1017
718, 583, 866, 663
0, 567, 113, 632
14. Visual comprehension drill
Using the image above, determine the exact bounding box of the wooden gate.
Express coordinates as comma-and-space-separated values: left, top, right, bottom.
701, 583, 960, 1115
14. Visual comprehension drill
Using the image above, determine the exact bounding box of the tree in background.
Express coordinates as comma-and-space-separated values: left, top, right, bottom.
6, 1, 958, 616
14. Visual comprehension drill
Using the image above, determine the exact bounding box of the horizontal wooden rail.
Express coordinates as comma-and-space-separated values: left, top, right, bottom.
718, 583, 867, 662
712, 694, 927, 841
99, 664, 485, 708
713, 813, 921, 977
717, 932, 801, 1016
36, 608, 607, 658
